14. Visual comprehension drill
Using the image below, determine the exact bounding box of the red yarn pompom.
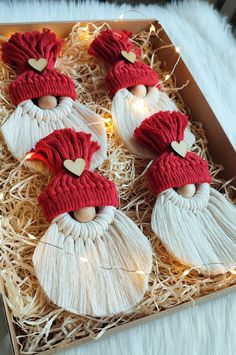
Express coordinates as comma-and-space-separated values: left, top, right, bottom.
88, 29, 141, 65
2, 28, 63, 73
27, 129, 100, 175
134, 111, 188, 156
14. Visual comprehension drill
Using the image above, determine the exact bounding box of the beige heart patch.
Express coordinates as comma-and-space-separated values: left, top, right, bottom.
63, 158, 86, 177
171, 140, 188, 158
28, 58, 48, 72
121, 50, 136, 64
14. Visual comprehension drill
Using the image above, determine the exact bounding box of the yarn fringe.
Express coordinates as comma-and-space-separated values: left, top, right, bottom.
1, 28, 63, 74
152, 183, 236, 275
1, 97, 107, 170
33, 208, 152, 317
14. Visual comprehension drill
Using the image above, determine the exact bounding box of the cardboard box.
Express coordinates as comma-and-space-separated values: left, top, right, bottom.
1, 19, 236, 355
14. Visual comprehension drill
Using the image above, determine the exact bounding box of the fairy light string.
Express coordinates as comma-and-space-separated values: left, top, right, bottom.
112, 10, 187, 89
26, 235, 236, 278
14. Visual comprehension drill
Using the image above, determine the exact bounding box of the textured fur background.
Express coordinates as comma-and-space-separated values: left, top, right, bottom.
0, 1, 236, 354
54, 291, 236, 355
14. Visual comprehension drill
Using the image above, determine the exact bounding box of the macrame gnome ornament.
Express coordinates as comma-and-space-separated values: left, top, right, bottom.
1, 29, 106, 170
88, 29, 195, 158
134, 110, 236, 275
31, 128, 152, 317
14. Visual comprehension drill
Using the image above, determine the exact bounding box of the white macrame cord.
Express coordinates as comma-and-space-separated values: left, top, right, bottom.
152, 183, 236, 275
2, 97, 107, 170
33, 207, 152, 317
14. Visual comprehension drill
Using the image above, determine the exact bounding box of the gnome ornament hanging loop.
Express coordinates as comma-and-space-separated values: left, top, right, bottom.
30, 128, 152, 317
134, 110, 236, 275
1, 28, 107, 170
88, 29, 195, 158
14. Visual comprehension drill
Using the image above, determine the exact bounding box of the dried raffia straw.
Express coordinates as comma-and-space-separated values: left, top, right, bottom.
0, 22, 236, 354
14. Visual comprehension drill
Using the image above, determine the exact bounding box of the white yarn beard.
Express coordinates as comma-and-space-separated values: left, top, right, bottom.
1, 97, 107, 170
152, 183, 236, 275
33, 207, 152, 317
111, 87, 196, 158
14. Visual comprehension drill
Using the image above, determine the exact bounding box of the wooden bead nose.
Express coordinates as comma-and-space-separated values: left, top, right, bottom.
129, 85, 147, 97
177, 184, 196, 198
73, 207, 96, 223
37, 95, 58, 109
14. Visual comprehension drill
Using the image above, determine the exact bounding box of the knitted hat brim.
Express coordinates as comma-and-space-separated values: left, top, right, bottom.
106, 61, 160, 96
39, 170, 118, 222
147, 152, 212, 195
10, 69, 76, 105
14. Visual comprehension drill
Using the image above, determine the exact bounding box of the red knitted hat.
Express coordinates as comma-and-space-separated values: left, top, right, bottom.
33, 128, 118, 222
39, 169, 118, 222
88, 29, 160, 96
26, 128, 100, 175
145, 152, 211, 195
2, 28, 76, 105
134, 111, 212, 194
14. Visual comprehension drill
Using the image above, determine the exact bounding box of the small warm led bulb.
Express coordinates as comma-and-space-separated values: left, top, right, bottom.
28, 234, 37, 240
119, 14, 124, 19
135, 99, 145, 112
80, 257, 88, 263
230, 269, 236, 275
136, 270, 145, 275
25, 152, 34, 160
150, 24, 156, 32
165, 74, 171, 81
104, 117, 112, 124
183, 269, 190, 276
175, 46, 180, 53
